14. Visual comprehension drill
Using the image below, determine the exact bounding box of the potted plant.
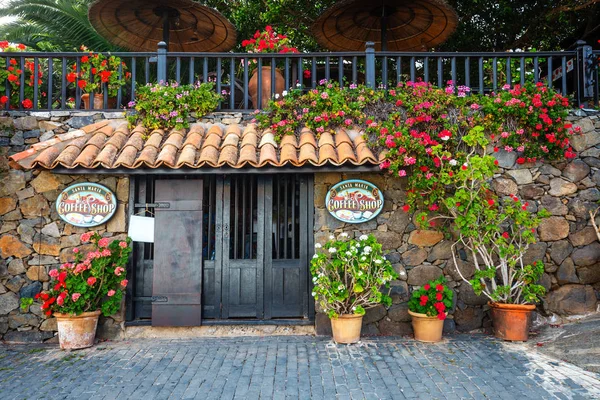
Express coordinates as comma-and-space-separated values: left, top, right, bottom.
241, 25, 298, 108
443, 133, 549, 341
127, 81, 221, 130
68, 46, 130, 110
33, 232, 132, 349
311, 233, 398, 344
407, 277, 453, 342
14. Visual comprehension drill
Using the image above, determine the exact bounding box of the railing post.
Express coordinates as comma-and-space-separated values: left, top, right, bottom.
365, 41, 376, 89
157, 41, 168, 84
574, 40, 595, 107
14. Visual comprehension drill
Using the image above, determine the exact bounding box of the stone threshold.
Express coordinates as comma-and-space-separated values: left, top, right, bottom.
124, 324, 316, 339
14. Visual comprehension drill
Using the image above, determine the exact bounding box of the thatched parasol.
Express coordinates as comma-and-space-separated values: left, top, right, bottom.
88, 0, 237, 52
312, 0, 458, 52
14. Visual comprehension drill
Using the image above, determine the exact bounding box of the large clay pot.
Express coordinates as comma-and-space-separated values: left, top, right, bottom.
409, 310, 445, 342
248, 66, 285, 109
54, 310, 101, 350
489, 302, 536, 341
81, 93, 117, 110
330, 314, 363, 344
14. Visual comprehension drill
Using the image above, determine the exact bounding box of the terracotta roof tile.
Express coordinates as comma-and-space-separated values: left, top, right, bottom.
238, 144, 258, 165
259, 143, 278, 166
123, 131, 145, 150
9, 121, 382, 170
218, 145, 238, 166
298, 143, 318, 165
280, 143, 298, 165
199, 145, 219, 166
163, 131, 185, 149
135, 146, 159, 167
299, 130, 317, 148
280, 134, 297, 148
145, 130, 164, 148
221, 132, 240, 148
318, 144, 337, 165
335, 129, 352, 146
114, 145, 138, 168
336, 142, 357, 164
93, 144, 119, 167
241, 132, 258, 148
207, 124, 223, 137
318, 132, 335, 148
202, 133, 221, 150
176, 145, 197, 167
259, 131, 276, 148
74, 145, 101, 168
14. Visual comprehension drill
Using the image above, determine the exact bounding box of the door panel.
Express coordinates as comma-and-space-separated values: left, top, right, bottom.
222, 176, 264, 318
265, 175, 308, 318
152, 179, 203, 326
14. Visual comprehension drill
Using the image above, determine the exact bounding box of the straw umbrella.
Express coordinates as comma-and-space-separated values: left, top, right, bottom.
312, 0, 458, 51
88, 0, 237, 52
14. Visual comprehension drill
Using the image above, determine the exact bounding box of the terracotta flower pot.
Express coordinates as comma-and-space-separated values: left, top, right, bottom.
489, 302, 536, 341
81, 93, 117, 110
409, 310, 445, 342
330, 314, 363, 344
54, 310, 101, 350
248, 66, 285, 109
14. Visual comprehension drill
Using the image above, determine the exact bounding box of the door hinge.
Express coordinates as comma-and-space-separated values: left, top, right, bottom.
151, 296, 168, 303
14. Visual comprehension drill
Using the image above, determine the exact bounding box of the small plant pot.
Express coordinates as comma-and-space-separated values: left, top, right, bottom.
489, 302, 536, 341
81, 93, 117, 110
409, 310, 445, 342
330, 314, 363, 344
54, 310, 101, 350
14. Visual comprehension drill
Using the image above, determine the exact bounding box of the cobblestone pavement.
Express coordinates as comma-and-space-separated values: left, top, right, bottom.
1, 334, 600, 400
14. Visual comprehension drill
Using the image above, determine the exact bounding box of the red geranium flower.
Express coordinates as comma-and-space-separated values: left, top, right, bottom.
22, 99, 33, 109
402, 204, 410, 212
423, 284, 431, 290
77, 80, 87, 90
81, 55, 89, 63
7, 74, 17, 82
436, 284, 444, 292
502, 232, 510, 239
487, 199, 495, 206
436, 292, 443, 301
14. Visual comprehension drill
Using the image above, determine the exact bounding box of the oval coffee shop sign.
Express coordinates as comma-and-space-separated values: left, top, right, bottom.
326, 179, 384, 224
56, 183, 117, 227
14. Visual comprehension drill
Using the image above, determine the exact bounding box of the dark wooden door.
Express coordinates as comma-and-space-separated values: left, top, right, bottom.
152, 179, 203, 326
264, 175, 310, 318
129, 174, 313, 324
221, 176, 265, 318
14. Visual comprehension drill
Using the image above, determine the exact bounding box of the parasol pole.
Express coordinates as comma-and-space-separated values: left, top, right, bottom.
162, 11, 170, 51
380, 1, 389, 52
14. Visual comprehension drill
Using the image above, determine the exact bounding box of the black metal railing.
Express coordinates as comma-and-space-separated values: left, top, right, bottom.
2, 41, 598, 113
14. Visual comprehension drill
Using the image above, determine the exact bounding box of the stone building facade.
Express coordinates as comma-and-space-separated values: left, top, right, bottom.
0, 110, 599, 342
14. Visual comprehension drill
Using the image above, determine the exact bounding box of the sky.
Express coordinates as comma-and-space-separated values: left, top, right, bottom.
0, 0, 16, 27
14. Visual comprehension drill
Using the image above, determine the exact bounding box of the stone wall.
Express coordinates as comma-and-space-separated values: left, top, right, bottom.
0, 114, 130, 342
313, 112, 600, 336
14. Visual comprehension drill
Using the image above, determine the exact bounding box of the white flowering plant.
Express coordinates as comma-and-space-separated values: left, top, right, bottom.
311, 233, 398, 319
